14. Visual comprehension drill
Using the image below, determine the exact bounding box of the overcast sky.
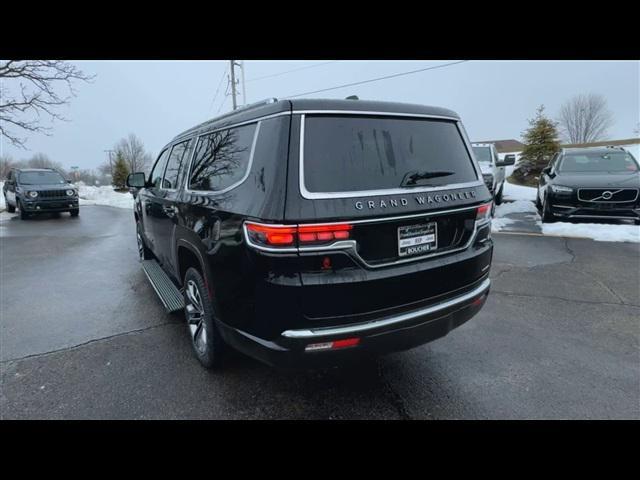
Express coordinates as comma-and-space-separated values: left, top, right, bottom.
1, 60, 638, 170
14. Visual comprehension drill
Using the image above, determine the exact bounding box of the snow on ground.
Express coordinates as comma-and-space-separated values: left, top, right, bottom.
495, 199, 538, 216
502, 181, 537, 202
542, 222, 640, 243
490, 216, 516, 232
76, 183, 134, 209
0, 182, 5, 211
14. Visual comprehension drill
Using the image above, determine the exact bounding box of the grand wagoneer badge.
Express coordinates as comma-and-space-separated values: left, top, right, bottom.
354, 190, 477, 210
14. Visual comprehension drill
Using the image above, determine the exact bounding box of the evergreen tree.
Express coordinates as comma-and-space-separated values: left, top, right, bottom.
512, 105, 561, 185
111, 152, 130, 190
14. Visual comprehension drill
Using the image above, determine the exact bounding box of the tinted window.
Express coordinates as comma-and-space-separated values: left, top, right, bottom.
472, 146, 492, 164
189, 124, 257, 191
19, 171, 66, 185
150, 149, 170, 188
304, 116, 478, 193
163, 139, 192, 189
559, 152, 638, 173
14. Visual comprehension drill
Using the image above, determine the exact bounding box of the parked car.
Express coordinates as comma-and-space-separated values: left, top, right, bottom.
537, 146, 640, 224
471, 143, 515, 205
3, 168, 79, 220
127, 98, 494, 369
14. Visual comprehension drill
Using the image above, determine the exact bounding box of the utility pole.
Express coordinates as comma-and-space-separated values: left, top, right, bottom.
229, 60, 238, 110
240, 61, 247, 106
103, 149, 114, 177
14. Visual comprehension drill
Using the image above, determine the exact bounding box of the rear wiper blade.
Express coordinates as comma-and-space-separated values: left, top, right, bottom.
400, 170, 455, 187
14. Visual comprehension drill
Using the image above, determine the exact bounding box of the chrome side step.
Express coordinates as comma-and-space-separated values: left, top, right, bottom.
141, 260, 185, 313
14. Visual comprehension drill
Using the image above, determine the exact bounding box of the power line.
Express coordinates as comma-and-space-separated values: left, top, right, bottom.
210, 66, 228, 112
284, 60, 469, 99
245, 61, 338, 83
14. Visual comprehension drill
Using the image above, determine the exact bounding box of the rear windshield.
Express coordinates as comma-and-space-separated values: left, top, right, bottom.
303, 115, 478, 193
18, 171, 66, 185
559, 152, 639, 173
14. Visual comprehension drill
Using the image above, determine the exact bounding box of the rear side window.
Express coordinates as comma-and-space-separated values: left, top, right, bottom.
303, 115, 478, 193
150, 149, 170, 188
163, 139, 192, 189
189, 124, 257, 192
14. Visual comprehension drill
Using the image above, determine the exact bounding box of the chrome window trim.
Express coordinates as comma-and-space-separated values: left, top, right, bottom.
577, 188, 639, 203
281, 277, 491, 339
298, 113, 484, 200
184, 121, 262, 195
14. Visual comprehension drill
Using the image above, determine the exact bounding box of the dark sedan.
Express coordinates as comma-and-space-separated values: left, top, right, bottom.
537, 147, 640, 224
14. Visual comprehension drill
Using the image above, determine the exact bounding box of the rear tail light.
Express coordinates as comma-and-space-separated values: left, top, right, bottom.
245, 222, 352, 249
476, 202, 492, 223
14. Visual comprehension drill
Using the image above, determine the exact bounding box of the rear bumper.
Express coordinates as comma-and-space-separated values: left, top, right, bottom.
218, 277, 490, 369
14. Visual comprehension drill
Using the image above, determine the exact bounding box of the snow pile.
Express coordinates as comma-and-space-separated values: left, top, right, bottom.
76, 184, 134, 209
502, 181, 537, 202
0, 182, 5, 211
542, 222, 640, 243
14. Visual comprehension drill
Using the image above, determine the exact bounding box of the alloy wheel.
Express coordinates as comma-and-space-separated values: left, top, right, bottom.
185, 279, 207, 355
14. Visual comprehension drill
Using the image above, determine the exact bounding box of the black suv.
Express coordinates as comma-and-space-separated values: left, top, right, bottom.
3, 168, 79, 220
127, 98, 494, 369
537, 146, 640, 224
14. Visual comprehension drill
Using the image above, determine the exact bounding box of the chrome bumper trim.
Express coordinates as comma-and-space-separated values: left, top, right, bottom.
281, 278, 491, 339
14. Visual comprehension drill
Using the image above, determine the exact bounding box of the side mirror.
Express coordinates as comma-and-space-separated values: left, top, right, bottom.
496, 154, 516, 167
127, 172, 146, 188
542, 166, 551, 175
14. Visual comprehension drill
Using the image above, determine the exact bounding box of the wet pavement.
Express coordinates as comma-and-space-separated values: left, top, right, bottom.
1, 206, 639, 419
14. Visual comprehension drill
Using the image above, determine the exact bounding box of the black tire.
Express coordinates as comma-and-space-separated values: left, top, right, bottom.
6, 197, 15, 213
535, 191, 543, 212
541, 195, 555, 223
494, 184, 504, 205
17, 200, 28, 220
183, 267, 226, 369
136, 222, 153, 260
70, 209, 79, 217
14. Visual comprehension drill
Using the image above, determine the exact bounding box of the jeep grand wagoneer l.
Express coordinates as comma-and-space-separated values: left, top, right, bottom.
126, 98, 494, 369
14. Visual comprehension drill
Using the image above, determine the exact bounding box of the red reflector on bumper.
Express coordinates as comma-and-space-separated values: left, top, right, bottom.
305, 337, 361, 352
332, 338, 360, 349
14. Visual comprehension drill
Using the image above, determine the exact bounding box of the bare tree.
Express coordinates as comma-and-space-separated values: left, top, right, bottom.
558, 93, 614, 144
0, 60, 94, 148
0, 155, 16, 179
113, 133, 153, 174
24, 153, 69, 177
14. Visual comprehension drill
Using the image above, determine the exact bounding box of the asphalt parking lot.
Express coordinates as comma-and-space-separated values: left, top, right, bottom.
1, 206, 639, 419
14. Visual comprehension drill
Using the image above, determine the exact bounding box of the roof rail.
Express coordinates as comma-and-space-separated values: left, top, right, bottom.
174, 98, 279, 140
233, 97, 278, 112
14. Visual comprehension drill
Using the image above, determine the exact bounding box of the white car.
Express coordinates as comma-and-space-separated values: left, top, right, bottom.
471, 143, 515, 204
